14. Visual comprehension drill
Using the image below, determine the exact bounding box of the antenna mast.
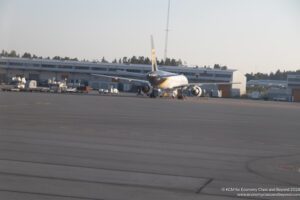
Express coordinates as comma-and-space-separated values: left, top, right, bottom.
164, 0, 171, 61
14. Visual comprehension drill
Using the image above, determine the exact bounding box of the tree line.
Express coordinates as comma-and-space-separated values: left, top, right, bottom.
0, 50, 183, 66
246, 70, 300, 81
0, 50, 79, 61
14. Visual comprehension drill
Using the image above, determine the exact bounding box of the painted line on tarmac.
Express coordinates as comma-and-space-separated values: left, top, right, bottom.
0, 102, 53, 107
232, 139, 243, 143
280, 165, 300, 173
279, 164, 295, 170
206, 138, 216, 141
282, 144, 296, 147
35, 102, 52, 105
255, 141, 265, 145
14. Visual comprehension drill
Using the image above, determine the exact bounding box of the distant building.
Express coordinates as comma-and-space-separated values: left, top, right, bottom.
246, 75, 300, 102
266, 88, 291, 101
287, 75, 300, 102
0, 57, 246, 97
247, 80, 287, 88
287, 75, 300, 89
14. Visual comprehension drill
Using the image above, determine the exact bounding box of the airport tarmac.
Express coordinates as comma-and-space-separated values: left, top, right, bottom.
0, 92, 300, 200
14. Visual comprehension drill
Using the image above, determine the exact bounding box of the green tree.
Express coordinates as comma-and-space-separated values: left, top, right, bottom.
22, 52, 31, 58
170, 59, 177, 66
70, 57, 78, 61
165, 58, 171, 66
101, 57, 108, 63
0, 50, 8, 57
221, 66, 227, 70
122, 57, 128, 64
137, 56, 144, 64
8, 50, 18, 57
177, 59, 183, 66
53, 56, 61, 60
213, 64, 221, 69
157, 59, 164, 65
144, 57, 151, 65
130, 56, 138, 64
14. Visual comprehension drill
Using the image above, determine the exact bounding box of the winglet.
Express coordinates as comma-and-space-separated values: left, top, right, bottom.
151, 35, 158, 71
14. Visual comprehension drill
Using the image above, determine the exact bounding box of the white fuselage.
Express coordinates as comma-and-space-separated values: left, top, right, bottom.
158, 74, 188, 89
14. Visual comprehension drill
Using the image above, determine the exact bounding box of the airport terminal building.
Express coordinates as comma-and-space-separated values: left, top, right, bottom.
0, 57, 246, 97
246, 75, 300, 102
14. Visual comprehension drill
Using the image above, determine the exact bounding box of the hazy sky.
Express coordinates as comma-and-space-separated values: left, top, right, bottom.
0, 0, 299, 74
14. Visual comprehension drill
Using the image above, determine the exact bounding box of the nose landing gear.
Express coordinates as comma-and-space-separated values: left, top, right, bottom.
177, 89, 186, 100
150, 88, 162, 98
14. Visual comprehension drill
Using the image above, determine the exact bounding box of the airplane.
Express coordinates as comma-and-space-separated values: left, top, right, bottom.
92, 36, 237, 99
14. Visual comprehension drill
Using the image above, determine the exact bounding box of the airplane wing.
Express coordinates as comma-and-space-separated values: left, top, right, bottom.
114, 70, 146, 78
174, 82, 241, 89
91, 73, 150, 85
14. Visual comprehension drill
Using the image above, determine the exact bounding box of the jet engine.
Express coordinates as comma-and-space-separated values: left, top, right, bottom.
191, 86, 202, 97
142, 85, 153, 95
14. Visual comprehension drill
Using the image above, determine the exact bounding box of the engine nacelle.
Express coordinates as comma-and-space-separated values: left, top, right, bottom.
191, 86, 202, 97
142, 85, 153, 95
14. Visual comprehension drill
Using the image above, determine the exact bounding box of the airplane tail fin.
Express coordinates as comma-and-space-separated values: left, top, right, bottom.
151, 35, 158, 72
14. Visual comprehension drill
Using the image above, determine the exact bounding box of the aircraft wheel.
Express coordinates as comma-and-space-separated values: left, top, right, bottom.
150, 94, 156, 98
